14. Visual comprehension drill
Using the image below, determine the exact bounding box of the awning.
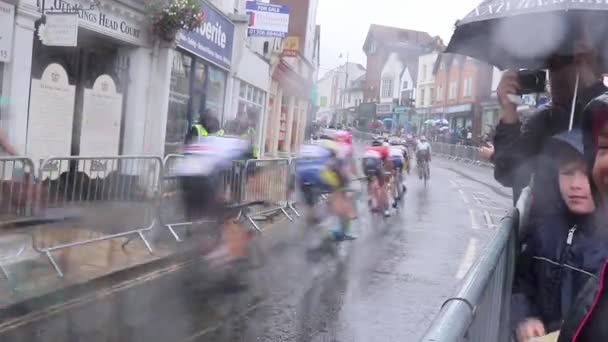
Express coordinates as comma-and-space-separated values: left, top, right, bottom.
273, 60, 313, 97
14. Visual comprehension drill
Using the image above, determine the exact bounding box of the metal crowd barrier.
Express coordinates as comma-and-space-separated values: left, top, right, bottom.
34, 156, 163, 277
419, 189, 531, 342
160, 154, 250, 241
0, 157, 37, 279
433, 142, 493, 168
241, 158, 297, 231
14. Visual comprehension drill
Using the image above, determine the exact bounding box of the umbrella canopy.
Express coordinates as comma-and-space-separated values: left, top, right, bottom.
423, 119, 435, 125
446, 1, 608, 69
436, 118, 449, 126
383, 118, 393, 123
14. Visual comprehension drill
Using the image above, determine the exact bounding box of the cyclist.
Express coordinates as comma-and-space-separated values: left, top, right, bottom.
362, 139, 391, 217
295, 133, 356, 240
388, 139, 407, 203
175, 128, 255, 267
416, 136, 432, 180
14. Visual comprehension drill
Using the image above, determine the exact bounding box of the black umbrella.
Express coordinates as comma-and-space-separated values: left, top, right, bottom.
446, 0, 608, 69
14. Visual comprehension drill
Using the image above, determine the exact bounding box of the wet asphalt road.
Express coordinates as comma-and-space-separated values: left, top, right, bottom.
0, 158, 511, 342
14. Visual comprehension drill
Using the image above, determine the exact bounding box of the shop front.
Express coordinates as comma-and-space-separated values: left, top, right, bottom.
444, 103, 473, 131
264, 59, 312, 157
164, 0, 233, 154
23, 0, 155, 164
481, 102, 499, 137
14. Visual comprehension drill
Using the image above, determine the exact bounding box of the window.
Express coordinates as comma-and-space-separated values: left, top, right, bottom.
449, 81, 457, 99
402, 80, 408, 89
419, 88, 425, 106
348, 92, 351, 103
429, 87, 435, 103
234, 82, 266, 149
422, 65, 427, 80
463, 77, 473, 97
370, 41, 377, 54
440, 62, 446, 70
436, 85, 444, 101
381, 78, 393, 98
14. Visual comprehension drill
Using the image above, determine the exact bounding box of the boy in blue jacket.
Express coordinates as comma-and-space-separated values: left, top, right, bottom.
512, 129, 607, 342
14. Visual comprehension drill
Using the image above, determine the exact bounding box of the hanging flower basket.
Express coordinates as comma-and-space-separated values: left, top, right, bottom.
147, 0, 204, 42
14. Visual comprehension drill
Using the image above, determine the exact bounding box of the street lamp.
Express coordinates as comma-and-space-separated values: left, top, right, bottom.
338, 52, 350, 126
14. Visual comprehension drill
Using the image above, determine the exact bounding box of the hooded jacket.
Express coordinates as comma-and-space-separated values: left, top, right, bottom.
511, 130, 608, 334
556, 90, 608, 342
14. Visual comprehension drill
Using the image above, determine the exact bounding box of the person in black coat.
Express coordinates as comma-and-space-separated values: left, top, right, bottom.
511, 129, 608, 342
493, 43, 607, 208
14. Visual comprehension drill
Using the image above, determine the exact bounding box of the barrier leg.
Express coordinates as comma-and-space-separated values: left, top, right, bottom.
138, 231, 154, 254
0, 264, 9, 279
246, 215, 263, 233
288, 202, 300, 217
281, 207, 294, 221
165, 224, 182, 242
46, 251, 64, 278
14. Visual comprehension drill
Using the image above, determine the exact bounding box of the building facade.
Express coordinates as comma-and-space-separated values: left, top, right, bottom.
315, 62, 365, 126
262, 0, 319, 157
430, 54, 493, 142
1, 0, 318, 160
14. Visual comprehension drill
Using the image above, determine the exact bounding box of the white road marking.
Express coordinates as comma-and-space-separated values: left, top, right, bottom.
468, 209, 480, 230
483, 210, 494, 228
456, 238, 479, 280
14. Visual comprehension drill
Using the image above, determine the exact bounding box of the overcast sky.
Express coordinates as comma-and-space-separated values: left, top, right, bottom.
316, 0, 482, 75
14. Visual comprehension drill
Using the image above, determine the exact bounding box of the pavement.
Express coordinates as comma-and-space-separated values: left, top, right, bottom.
0, 156, 512, 342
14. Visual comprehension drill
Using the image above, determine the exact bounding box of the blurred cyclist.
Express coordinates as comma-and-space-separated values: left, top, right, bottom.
295, 132, 356, 240
363, 139, 391, 217
389, 139, 407, 203
175, 125, 255, 266
416, 136, 432, 179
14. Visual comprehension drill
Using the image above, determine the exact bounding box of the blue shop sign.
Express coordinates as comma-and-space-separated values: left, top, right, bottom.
176, 0, 234, 70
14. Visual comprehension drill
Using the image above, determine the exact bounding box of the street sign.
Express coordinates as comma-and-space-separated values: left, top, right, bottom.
246, 1, 289, 38
281, 36, 299, 57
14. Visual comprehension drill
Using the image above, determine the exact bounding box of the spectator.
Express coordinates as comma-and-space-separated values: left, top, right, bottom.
0, 130, 17, 155
493, 39, 607, 209
557, 94, 608, 342
511, 129, 606, 342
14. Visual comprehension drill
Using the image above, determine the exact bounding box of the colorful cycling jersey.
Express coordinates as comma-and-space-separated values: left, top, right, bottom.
176, 136, 251, 176
388, 146, 405, 159
365, 145, 389, 159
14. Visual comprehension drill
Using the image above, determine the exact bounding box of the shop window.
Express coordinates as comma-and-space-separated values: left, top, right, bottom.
206, 66, 226, 121
191, 61, 207, 118
165, 53, 192, 154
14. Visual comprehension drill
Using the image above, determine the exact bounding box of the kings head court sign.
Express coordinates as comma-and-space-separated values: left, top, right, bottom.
177, 0, 234, 70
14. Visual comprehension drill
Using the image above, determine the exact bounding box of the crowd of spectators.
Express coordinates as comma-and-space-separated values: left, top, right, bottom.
482, 35, 608, 341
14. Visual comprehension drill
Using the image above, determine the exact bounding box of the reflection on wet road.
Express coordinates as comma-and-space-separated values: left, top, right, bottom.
0, 159, 510, 342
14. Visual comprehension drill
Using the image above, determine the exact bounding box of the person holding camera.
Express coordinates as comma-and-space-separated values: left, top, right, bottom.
493, 40, 607, 208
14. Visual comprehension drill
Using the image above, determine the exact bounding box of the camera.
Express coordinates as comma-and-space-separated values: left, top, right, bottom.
517, 70, 546, 95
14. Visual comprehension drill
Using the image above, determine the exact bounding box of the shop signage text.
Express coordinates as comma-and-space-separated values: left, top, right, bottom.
40, 13, 78, 46
281, 36, 299, 57
43, 0, 144, 45
246, 1, 289, 38
177, 1, 234, 70
0, 1, 15, 62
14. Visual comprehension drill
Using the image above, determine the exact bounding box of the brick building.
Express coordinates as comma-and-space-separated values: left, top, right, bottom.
362, 24, 438, 103
429, 54, 493, 142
